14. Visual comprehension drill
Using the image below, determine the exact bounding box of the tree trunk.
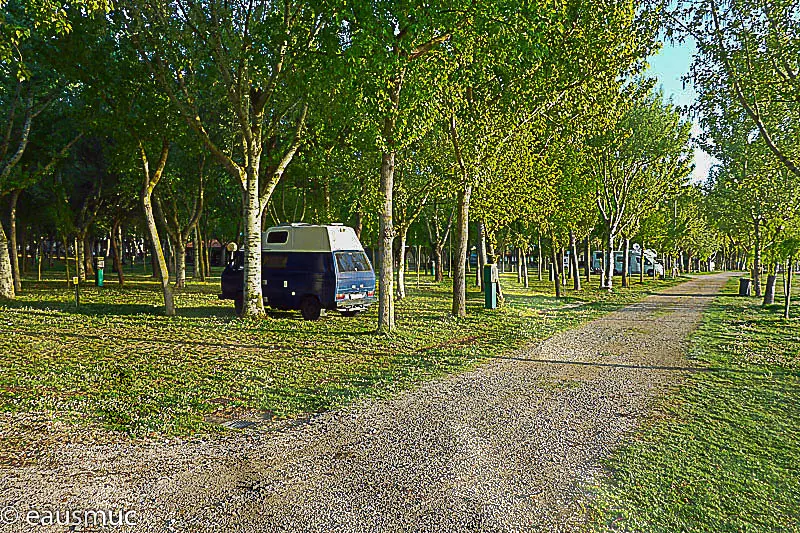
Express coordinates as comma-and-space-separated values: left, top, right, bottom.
142, 194, 175, 316
604, 233, 615, 290
175, 239, 187, 288
9, 189, 21, 293
537, 235, 542, 281
396, 227, 408, 301
584, 238, 591, 284
242, 170, 265, 317
433, 244, 444, 283
150, 241, 157, 278
111, 219, 124, 286
622, 237, 630, 288
63, 236, 70, 284
753, 220, 762, 297
523, 248, 529, 288
0, 221, 14, 299
551, 244, 561, 298
75, 236, 82, 282
84, 236, 95, 279
377, 148, 396, 332
763, 272, 777, 306
640, 241, 645, 283
194, 227, 205, 281
569, 231, 580, 291
452, 183, 471, 317
785, 257, 793, 320
476, 220, 487, 290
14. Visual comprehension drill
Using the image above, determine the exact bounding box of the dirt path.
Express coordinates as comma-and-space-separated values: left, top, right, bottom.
0, 273, 734, 533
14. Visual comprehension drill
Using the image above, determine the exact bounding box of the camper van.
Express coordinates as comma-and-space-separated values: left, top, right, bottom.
219, 223, 376, 320
591, 248, 664, 276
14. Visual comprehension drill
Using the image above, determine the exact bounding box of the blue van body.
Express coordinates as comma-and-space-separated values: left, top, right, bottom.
219, 224, 376, 319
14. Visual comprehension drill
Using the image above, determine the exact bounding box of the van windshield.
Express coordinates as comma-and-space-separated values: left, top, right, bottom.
335, 251, 371, 273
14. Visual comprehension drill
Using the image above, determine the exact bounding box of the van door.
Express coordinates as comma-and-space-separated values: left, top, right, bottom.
262, 252, 289, 308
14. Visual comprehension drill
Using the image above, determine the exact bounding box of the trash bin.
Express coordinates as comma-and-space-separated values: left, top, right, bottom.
484, 264, 499, 309
738, 278, 751, 297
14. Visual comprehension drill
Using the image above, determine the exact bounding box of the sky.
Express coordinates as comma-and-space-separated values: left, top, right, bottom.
646, 39, 717, 183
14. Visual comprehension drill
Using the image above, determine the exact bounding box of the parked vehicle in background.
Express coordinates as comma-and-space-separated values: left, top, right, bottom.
591, 247, 664, 276
219, 223, 376, 320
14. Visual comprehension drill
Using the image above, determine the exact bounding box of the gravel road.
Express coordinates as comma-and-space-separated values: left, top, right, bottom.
0, 273, 734, 533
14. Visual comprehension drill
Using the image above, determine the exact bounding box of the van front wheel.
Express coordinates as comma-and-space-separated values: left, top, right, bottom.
300, 296, 322, 321
234, 294, 244, 316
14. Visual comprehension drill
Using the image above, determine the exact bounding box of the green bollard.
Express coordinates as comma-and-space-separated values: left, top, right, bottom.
73, 276, 80, 309
484, 264, 498, 309
96, 257, 105, 287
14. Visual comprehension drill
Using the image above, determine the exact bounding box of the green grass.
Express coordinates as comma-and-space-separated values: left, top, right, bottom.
0, 263, 682, 464
587, 276, 800, 532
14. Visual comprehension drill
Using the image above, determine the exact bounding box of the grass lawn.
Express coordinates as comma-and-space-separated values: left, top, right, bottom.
587, 275, 800, 532
1, 262, 681, 465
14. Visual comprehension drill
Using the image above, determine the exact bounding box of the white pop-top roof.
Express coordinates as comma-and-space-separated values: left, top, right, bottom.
261, 223, 365, 253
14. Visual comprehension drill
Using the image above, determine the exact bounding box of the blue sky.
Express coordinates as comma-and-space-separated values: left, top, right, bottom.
646, 38, 716, 183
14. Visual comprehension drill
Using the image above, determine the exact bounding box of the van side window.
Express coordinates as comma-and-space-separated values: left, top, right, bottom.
263, 253, 288, 269
267, 231, 289, 244
335, 251, 370, 272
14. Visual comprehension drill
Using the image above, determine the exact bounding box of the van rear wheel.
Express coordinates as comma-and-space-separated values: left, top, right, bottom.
234, 294, 244, 316
300, 296, 322, 321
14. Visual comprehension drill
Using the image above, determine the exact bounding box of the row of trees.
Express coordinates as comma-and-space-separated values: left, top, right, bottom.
675, 0, 800, 318
4, 0, 791, 329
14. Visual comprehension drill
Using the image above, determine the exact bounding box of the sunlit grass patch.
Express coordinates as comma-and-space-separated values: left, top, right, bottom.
0, 266, 682, 464
587, 277, 800, 532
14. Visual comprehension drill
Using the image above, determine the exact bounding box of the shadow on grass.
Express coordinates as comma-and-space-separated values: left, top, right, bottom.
482, 355, 800, 377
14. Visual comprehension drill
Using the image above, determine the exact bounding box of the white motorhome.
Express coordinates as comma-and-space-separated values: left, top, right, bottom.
591, 246, 664, 276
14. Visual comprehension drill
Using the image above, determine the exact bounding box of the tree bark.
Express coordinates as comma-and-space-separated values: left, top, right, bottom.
111, 219, 124, 285
9, 188, 22, 294
537, 235, 542, 281
243, 172, 264, 316
622, 237, 630, 288
63, 236, 70, 284
396, 227, 408, 301
175, 240, 187, 288
785, 257, 793, 320
139, 139, 175, 316
193, 227, 205, 281
604, 232, 615, 290
75, 236, 83, 282
551, 243, 561, 298
476, 221, 487, 290
640, 241, 645, 283
0, 221, 14, 299
377, 148, 396, 332
452, 183, 471, 317
433, 244, 444, 283
584, 238, 591, 284
763, 272, 777, 306
568, 232, 580, 291
522, 248, 529, 288
143, 195, 175, 315
83, 235, 95, 279
753, 219, 762, 297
